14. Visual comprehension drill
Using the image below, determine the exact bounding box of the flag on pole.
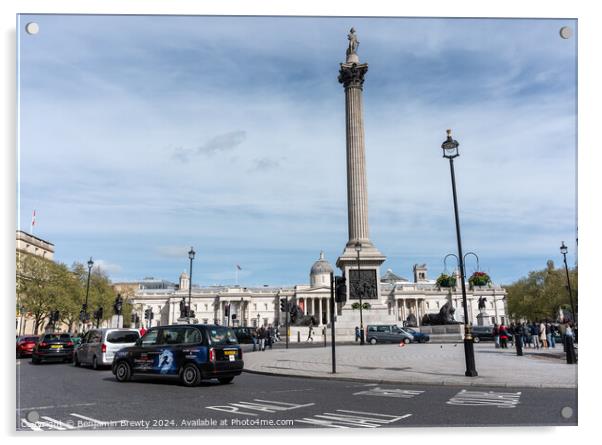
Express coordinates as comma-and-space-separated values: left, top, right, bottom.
236, 264, 242, 271
31, 209, 36, 234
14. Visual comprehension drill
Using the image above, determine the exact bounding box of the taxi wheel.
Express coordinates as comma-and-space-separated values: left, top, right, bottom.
114, 361, 132, 382
180, 363, 201, 387
218, 377, 234, 385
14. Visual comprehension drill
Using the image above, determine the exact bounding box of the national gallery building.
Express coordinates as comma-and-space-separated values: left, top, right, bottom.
120, 252, 508, 330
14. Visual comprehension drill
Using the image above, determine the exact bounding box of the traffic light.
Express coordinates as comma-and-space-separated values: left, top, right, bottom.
144, 308, 151, 320
231, 314, 237, 320
280, 298, 288, 312
79, 309, 86, 322
335, 276, 347, 303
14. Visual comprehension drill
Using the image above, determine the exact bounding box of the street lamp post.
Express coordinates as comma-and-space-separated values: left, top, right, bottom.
187, 247, 195, 324
82, 257, 94, 330
560, 241, 577, 325
354, 241, 365, 345
441, 129, 478, 377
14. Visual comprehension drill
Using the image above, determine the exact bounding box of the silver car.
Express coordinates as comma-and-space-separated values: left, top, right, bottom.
74, 328, 140, 369
366, 324, 414, 345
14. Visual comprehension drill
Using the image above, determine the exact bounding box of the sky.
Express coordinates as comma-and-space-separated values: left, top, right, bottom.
17, 14, 577, 287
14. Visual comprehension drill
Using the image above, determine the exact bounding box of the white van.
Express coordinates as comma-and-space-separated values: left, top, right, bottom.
74, 328, 140, 369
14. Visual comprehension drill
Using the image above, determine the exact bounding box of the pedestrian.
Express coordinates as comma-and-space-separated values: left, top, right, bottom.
499, 322, 508, 348
492, 323, 500, 348
539, 320, 548, 348
307, 322, 314, 342
355, 326, 361, 343
549, 323, 556, 348
251, 328, 258, 352
139, 326, 147, 337
545, 321, 553, 348
258, 326, 266, 351
530, 322, 540, 349
266, 325, 273, 349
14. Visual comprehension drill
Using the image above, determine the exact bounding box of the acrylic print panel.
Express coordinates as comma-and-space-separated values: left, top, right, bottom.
16, 14, 577, 431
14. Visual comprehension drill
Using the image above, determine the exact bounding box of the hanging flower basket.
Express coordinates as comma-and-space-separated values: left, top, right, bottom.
469, 271, 491, 288
436, 273, 457, 288
351, 302, 371, 310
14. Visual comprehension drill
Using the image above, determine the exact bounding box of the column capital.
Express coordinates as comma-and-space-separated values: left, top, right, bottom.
338, 62, 368, 89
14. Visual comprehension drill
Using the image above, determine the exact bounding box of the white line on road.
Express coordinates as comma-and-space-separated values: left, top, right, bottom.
41, 416, 76, 430
69, 413, 106, 425
16, 402, 96, 412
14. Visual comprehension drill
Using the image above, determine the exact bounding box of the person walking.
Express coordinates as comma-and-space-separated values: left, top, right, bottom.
549, 323, 556, 348
355, 326, 361, 343
266, 325, 273, 350
545, 321, 553, 348
499, 322, 509, 348
539, 320, 548, 348
251, 328, 258, 352
530, 322, 540, 349
492, 323, 500, 348
139, 326, 147, 337
307, 322, 314, 342
258, 326, 266, 351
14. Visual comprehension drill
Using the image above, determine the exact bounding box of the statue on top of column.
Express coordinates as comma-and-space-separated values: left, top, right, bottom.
346, 27, 360, 62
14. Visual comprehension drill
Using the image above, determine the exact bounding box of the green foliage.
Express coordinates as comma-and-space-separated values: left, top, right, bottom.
505, 260, 578, 321
436, 273, 457, 288
351, 302, 371, 310
17, 253, 118, 334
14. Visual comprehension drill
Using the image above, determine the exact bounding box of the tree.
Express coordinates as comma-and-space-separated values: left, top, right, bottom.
72, 262, 117, 330
17, 252, 59, 334
505, 260, 578, 322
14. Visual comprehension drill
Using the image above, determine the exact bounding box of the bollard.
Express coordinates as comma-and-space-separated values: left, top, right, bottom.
514, 333, 523, 356
565, 335, 577, 364
297, 331, 301, 343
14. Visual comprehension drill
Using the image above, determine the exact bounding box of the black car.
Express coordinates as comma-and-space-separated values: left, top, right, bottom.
471, 326, 495, 343
31, 333, 75, 364
232, 327, 255, 344
112, 324, 243, 387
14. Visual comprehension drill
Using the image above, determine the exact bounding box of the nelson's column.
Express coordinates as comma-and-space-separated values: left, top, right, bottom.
336, 29, 387, 318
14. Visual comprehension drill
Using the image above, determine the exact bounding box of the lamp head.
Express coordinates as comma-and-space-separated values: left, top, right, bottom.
354, 241, 362, 253
188, 247, 196, 260
87, 257, 94, 269
560, 241, 568, 255
441, 128, 460, 159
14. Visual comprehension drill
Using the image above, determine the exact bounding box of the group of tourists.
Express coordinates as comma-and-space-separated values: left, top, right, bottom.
251, 324, 280, 352
491, 320, 576, 349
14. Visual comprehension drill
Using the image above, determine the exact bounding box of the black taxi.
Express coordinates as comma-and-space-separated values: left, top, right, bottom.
111, 324, 243, 386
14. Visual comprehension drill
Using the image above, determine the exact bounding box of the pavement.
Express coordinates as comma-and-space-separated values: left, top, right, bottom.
242, 342, 578, 388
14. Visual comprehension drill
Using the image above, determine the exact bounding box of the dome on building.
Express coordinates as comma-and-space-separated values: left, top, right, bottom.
310, 251, 334, 275
381, 268, 408, 283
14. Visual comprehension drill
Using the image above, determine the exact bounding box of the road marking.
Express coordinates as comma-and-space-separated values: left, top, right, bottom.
69, 413, 107, 425
41, 416, 76, 430
16, 402, 96, 412
446, 390, 521, 408
207, 399, 315, 417
353, 387, 425, 398
297, 410, 412, 428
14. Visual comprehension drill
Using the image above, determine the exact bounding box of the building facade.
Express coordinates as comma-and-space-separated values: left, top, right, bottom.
126, 252, 508, 332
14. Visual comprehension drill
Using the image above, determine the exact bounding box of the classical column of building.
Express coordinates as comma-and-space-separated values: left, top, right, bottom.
336, 28, 386, 303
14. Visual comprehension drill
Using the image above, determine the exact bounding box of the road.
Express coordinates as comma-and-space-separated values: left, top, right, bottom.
16, 357, 577, 430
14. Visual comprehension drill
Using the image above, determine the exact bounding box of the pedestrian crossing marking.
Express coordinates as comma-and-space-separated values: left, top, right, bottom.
353, 387, 425, 398
446, 390, 521, 408
206, 399, 315, 417
297, 410, 412, 428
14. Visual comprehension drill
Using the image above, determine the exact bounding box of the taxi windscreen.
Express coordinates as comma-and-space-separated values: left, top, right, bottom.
208, 327, 238, 345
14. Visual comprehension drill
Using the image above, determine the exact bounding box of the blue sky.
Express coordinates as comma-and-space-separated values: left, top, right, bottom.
17, 15, 577, 286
